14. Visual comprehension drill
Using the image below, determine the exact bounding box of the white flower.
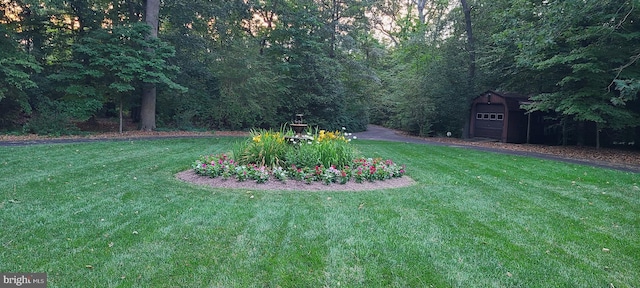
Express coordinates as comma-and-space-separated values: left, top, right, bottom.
342, 127, 346, 130
352, 136, 357, 140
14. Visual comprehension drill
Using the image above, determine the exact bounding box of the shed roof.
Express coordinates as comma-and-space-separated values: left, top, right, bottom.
473, 90, 531, 111
481, 90, 528, 100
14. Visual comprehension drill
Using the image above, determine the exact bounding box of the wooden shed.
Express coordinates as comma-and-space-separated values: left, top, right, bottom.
469, 91, 544, 143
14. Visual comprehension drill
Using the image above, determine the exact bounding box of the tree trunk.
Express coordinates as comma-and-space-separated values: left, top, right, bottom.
596, 122, 601, 149
119, 99, 123, 134
415, 0, 427, 24
460, 0, 476, 138
140, 0, 160, 131
329, 0, 340, 58
562, 118, 567, 146
460, 0, 475, 88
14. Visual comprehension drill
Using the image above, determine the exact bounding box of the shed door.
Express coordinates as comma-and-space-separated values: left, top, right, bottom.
474, 104, 504, 140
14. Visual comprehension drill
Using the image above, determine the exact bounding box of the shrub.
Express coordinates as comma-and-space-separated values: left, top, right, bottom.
24, 111, 80, 136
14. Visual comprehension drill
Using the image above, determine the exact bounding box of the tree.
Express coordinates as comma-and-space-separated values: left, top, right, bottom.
140, 0, 161, 131
49, 23, 186, 133
0, 24, 42, 128
459, 0, 475, 90
516, 0, 639, 147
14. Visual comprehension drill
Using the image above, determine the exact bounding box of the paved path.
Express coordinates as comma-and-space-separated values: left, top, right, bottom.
354, 125, 640, 173
1, 125, 637, 173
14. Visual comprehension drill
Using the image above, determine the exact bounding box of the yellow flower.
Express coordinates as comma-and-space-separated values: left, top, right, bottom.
252, 135, 262, 143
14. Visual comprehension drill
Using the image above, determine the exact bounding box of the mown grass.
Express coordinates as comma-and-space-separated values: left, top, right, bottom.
1, 138, 638, 287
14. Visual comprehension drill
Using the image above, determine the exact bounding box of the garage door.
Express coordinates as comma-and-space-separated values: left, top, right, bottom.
474, 104, 504, 139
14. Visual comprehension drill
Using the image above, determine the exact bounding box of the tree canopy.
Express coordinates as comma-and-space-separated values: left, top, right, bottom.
0, 0, 638, 147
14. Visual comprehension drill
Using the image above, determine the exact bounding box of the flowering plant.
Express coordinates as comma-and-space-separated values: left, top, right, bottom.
234, 128, 288, 167
192, 154, 236, 179
193, 154, 404, 184
285, 127, 357, 169
351, 158, 405, 182
192, 127, 406, 184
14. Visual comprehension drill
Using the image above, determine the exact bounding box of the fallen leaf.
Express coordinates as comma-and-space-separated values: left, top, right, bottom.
507, 272, 512, 277
86, 265, 93, 269
132, 231, 139, 235
108, 242, 114, 248
602, 248, 610, 252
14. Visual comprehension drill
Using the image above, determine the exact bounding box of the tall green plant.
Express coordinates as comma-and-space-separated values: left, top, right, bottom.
234, 128, 289, 167
284, 128, 359, 168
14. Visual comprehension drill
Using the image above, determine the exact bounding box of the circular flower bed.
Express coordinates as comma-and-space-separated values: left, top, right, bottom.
191, 127, 406, 185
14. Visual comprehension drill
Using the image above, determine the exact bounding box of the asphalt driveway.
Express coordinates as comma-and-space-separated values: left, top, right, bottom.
353, 125, 640, 173
1, 125, 638, 173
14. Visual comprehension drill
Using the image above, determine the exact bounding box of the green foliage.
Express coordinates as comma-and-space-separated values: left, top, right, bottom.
0, 24, 42, 129
285, 128, 359, 168
613, 78, 640, 106
234, 128, 289, 167
477, 0, 640, 134
373, 32, 439, 136
283, 140, 322, 169
20, 92, 103, 135
192, 127, 402, 185
0, 55, 41, 103
22, 97, 81, 135
4, 0, 640, 146
2, 0, 380, 133
50, 22, 185, 103
22, 112, 79, 136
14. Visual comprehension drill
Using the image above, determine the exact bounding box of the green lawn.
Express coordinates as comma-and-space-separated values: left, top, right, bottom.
1, 138, 638, 287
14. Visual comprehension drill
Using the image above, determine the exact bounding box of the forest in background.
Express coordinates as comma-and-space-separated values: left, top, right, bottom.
1, 0, 639, 148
